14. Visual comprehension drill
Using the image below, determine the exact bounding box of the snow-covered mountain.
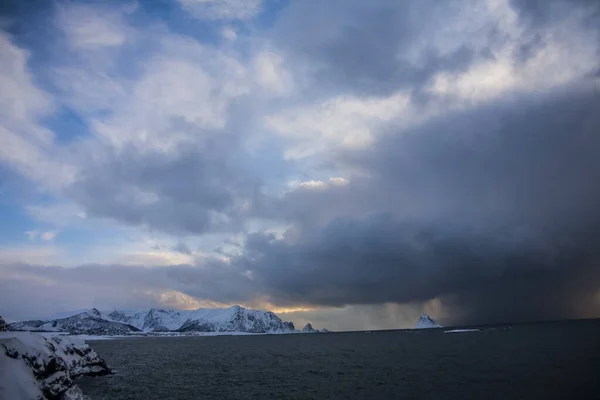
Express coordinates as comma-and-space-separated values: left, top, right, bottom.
302, 323, 317, 333
9, 309, 140, 335
7, 320, 47, 331
9, 305, 299, 335
414, 313, 442, 329
175, 306, 296, 333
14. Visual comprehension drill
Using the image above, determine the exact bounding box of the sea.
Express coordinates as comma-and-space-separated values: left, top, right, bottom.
77, 319, 600, 400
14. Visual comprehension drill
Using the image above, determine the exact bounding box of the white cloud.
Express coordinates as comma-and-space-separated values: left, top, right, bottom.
426, 0, 599, 103
51, 66, 128, 114
221, 26, 238, 41
49, 3, 139, 119
50, 3, 135, 117
0, 34, 53, 120
40, 231, 59, 241
23, 230, 60, 242
0, 32, 76, 191
329, 177, 349, 186
178, 0, 262, 20
287, 177, 349, 191
56, 3, 134, 49
298, 180, 326, 190
85, 36, 250, 154
253, 51, 293, 95
266, 92, 412, 159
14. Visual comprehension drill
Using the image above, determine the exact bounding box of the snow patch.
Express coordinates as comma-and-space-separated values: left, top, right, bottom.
414, 313, 442, 329
444, 329, 480, 333
0, 331, 111, 400
0, 353, 40, 400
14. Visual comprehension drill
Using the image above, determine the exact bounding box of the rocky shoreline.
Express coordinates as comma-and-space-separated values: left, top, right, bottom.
0, 326, 111, 400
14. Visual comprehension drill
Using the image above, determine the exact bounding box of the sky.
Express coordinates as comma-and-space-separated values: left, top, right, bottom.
1, 0, 600, 330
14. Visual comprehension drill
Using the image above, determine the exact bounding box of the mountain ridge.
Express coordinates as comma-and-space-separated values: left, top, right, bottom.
7, 305, 321, 335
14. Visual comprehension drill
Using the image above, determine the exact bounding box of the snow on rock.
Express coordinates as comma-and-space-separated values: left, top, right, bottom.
176, 305, 296, 334
107, 308, 182, 332
302, 323, 317, 333
414, 313, 442, 329
0, 316, 7, 332
0, 350, 42, 400
0, 331, 111, 400
283, 321, 296, 331
8, 319, 48, 331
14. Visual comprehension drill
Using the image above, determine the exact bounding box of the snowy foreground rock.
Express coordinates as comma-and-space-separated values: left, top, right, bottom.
0, 331, 111, 400
414, 313, 442, 329
9, 305, 328, 336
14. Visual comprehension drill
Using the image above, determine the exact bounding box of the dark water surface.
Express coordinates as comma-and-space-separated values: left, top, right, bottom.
78, 320, 600, 399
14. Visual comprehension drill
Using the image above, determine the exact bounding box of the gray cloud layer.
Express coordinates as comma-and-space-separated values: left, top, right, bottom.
1, 0, 600, 327
3, 83, 599, 326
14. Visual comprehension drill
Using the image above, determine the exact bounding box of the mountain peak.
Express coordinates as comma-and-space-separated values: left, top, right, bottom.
415, 313, 442, 329
302, 323, 317, 333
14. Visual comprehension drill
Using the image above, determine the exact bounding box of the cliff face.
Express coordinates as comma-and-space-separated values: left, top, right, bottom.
0, 331, 111, 400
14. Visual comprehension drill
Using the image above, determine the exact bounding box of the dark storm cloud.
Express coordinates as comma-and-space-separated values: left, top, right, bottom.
272, 0, 489, 97
348, 86, 600, 231
240, 84, 600, 324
